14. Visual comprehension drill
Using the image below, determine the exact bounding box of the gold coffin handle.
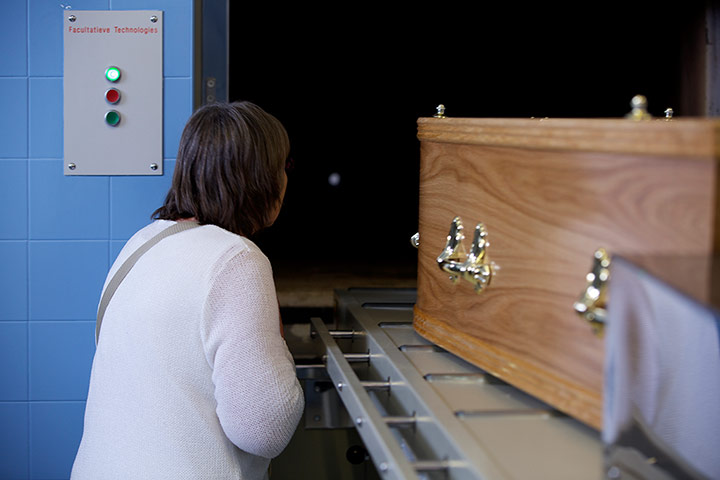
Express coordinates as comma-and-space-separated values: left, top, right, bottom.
437, 216, 493, 293
573, 248, 611, 337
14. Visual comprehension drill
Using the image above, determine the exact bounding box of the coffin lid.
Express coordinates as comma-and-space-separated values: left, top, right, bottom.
417, 117, 720, 158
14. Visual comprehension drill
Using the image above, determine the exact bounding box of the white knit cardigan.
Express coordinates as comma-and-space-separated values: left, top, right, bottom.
71, 220, 304, 479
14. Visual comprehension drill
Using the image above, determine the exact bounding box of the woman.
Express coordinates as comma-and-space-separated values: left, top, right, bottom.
72, 102, 304, 479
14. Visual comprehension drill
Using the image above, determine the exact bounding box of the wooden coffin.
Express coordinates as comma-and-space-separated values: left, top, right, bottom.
413, 116, 720, 430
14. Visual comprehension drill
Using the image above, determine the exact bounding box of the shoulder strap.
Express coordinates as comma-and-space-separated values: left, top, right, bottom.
96, 221, 201, 344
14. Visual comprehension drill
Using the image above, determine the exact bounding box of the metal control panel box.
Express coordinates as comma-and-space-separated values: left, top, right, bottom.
63, 10, 163, 175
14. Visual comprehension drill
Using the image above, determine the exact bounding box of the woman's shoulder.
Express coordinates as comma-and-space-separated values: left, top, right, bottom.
129, 219, 176, 242
188, 224, 271, 276
191, 222, 262, 254
113, 220, 176, 263
122, 220, 269, 271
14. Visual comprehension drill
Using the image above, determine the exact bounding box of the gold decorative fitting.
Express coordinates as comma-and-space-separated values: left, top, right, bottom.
437, 216, 493, 293
573, 248, 611, 337
433, 104, 446, 118
625, 95, 652, 120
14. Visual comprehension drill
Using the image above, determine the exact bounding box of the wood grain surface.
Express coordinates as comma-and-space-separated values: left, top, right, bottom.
417, 117, 720, 157
414, 117, 720, 430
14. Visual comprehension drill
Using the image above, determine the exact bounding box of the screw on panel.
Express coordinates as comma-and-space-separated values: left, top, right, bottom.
150, 163, 158, 171
355, 417, 363, 426
607, 466, 621, 478
205, 77, 217, 104
67, 163, 76, 170
150, 15, 158, 23
378, 462, 389, 473
68, 15, 76, 22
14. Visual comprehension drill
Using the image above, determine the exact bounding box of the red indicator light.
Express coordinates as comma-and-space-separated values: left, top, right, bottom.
105, 88, 121, 104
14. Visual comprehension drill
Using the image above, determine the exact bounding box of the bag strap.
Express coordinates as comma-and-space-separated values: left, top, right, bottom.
96, 221, 201, 344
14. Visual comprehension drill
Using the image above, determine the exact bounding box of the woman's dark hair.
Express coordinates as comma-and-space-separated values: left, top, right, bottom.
152, 101, 289, 236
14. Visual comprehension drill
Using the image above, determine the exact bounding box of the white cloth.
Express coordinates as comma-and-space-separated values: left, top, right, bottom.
604, 257, 720, 479
71, 220, 304, 480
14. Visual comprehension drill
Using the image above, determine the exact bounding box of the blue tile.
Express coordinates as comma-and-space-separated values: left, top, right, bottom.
0, 0, 28, 76
111, 0, 193, 77
28, 78, 63, 159
110, 240, 126, 264
29, 322, 95, 401
29, 160, 109, 239
110, 162, 174, 239
165, 157, 176, 176
0, 160, 28, 240
28, 241, 108, 321
0, 323, 28, 401
0, 403, 29, 479
164, 78, 193, 157
28, 0, 110, 77
0, 78, 28, 159
30, 402, 85, 480
0, 242, 28, 321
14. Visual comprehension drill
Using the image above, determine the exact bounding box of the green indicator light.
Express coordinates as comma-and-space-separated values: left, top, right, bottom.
105, 110, 121, 126
105, 66, 121, 82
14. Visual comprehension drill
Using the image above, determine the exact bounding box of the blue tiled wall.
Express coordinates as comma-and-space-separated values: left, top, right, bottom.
0, 1, 194, 478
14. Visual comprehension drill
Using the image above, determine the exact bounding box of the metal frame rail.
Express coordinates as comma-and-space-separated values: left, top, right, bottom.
312, 316, 493, 480
309, 288, 604, 480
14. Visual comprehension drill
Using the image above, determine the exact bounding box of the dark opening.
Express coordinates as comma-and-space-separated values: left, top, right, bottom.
228, 4, 703, 271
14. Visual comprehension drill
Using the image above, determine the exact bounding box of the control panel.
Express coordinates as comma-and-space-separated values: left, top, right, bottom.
63, 10, 163, 175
